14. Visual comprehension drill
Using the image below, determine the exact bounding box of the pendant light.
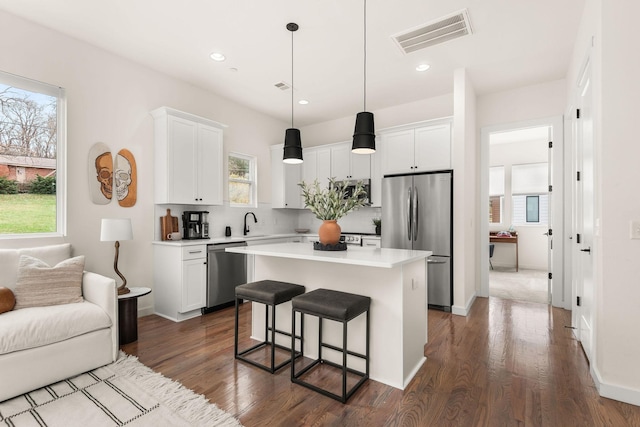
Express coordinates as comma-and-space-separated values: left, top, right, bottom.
352, 0, 375, 154
283, 22, 303, 164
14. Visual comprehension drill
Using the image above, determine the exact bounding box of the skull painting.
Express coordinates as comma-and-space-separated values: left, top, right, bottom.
95, 152, 113, 200
115, 148, 137, 207
115, 153, 131, 201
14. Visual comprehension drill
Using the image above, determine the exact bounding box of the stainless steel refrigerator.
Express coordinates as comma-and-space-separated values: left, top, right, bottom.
381, 171, 453, 311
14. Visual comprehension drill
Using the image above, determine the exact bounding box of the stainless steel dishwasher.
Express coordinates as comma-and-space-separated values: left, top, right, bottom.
203, 241, 247, 314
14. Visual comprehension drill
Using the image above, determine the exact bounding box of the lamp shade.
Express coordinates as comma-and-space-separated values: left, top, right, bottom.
352, 111, 376, 154
283, 128, 303, 164
100, 218, 133, 242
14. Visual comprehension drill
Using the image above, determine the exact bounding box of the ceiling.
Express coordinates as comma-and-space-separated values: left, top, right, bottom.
0, 0, 585, 127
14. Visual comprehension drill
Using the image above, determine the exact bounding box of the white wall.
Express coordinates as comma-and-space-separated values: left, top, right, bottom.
490, 140, 549, 270
564, 0, 640, 405
0, 10, 287, 314
452, 68, 478, 316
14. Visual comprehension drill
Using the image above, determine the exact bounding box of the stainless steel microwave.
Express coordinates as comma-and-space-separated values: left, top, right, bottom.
336, 179, 371, 205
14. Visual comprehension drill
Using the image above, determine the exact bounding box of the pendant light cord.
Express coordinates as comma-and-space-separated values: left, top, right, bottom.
363, 0, 367, 112
291, 27, 294, 128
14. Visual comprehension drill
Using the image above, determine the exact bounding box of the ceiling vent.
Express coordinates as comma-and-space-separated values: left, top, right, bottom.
392, 9, 472, 54
274, 81, 291, 91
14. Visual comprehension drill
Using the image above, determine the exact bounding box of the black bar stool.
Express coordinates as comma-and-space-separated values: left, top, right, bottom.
234, 280, 305, 373
291, 288, 370, 403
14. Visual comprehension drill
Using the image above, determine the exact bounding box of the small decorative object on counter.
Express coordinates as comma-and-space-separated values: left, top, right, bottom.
299, 178, 368, 248
372, 218, 381, 236
225, 226, 232, 237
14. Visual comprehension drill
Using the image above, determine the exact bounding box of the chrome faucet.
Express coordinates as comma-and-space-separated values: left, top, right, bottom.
243, 212, 257, 236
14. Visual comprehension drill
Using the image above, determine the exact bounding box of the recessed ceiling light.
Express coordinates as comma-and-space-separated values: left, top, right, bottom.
210, 52, 226, 62
298, 99, 309, 105
416, 64, 431, 72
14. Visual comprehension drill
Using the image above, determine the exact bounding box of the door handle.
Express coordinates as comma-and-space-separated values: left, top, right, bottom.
427, 259, 447, 264
407, 187, 412, 241
413, 187, 419, 241
580, 247, 591, 253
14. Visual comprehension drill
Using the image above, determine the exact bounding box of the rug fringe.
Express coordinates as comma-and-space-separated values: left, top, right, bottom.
113, 351, 242, 426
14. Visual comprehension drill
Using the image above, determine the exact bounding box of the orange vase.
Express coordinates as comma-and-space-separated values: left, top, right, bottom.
318, 220, 341, 245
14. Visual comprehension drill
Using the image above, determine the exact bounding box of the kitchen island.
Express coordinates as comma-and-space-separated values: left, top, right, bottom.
226, 242, 431, 389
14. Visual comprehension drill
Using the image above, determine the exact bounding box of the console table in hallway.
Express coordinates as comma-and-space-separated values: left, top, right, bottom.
490, 231, 518, 272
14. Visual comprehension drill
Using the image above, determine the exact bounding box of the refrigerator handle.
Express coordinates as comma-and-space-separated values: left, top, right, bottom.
407, 187, 412, 241
413, 186, 419, 241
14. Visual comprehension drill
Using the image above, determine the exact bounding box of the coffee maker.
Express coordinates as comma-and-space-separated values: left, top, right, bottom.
182, 211, 209, 239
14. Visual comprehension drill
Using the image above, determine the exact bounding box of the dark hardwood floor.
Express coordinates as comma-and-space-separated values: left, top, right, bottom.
121, 297, 640, 426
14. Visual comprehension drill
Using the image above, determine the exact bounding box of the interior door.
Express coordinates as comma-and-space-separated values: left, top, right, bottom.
574, 56, 594, 361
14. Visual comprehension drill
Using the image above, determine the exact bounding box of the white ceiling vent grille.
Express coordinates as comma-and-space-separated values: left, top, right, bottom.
274, 81, 291, 91
392, 9, 472, 54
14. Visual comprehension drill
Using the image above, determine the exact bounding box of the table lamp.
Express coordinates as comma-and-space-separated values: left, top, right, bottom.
100, 218, 133, 295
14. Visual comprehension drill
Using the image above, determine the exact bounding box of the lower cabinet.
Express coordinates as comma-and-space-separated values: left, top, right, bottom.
153, 244, 207, 322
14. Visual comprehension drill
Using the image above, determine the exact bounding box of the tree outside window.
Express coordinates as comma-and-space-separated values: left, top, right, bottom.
228, 153, 256, 207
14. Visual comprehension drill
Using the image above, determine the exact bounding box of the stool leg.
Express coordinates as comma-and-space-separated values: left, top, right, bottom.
366, 309, 370, 377
234, 297, 240, 357
291, 309, 297, 381
271, 303, 276, 373
318, 317, 323, 361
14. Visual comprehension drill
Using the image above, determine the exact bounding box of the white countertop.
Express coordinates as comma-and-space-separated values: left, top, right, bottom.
226, 242, 431, 268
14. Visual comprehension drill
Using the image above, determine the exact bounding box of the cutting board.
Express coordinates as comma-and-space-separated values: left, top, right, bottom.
160, 209, 179, 240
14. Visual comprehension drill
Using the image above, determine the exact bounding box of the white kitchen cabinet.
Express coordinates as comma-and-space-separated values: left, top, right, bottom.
302, 146, 331, 187
153, 243, 207, 322
380, 121, 451, 175
271, 144, 302, 208
151, 107, 224, 205
330, 142, 371, 180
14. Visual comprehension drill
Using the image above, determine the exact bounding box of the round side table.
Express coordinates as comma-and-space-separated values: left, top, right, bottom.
118, 287, 151, 345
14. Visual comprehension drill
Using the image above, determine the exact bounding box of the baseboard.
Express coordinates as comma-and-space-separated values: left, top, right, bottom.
451, 292, 476, 317
591, 363, 640, 406
138, 305, 154, 317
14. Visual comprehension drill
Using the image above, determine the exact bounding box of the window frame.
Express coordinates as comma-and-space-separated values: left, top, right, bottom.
0, 71, 66, 239
228, 152, 257, 208
489, 166, 505, 225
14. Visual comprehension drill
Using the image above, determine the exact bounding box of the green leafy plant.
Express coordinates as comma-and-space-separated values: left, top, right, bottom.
0, 176, 18, 194
298, 178, 367, 221
29, 175, 56, 194
372, 218, 381, 227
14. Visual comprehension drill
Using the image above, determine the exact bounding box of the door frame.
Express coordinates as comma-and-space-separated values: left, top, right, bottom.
479, 116, 570, 308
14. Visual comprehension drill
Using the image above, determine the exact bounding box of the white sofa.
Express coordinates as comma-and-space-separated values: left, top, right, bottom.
0, 243, 118, 402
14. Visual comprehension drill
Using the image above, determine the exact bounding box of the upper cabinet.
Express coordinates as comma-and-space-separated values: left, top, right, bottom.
330, 142, 371, 181
271, 144, 302, 209
302, 146, 331, 188
151, 107, 224, 205
380, 120, 451, 175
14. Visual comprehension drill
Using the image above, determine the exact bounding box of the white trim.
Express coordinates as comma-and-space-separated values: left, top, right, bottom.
591, 364, 640, 407
451, 291, 476, 316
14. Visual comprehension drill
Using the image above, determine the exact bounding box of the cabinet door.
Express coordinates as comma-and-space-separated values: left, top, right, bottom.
197, 124, 223, 205
330, 143, 351, 180
168, 115, 198, 204
271, 145, 302, 208
181, 258, 206, 313
381, 129, 415, 175
414, 124, 451, 172
302, 148, 318, 185
316, 148, 332, 187
284, 162, 302, 208
350, 150, 371, 180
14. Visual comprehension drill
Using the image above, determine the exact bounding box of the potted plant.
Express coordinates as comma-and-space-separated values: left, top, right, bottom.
299, 178, 368, 245
372, 218, 381, 236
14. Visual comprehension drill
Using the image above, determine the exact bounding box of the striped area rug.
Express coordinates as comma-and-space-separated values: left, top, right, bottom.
0, 352, 242, 426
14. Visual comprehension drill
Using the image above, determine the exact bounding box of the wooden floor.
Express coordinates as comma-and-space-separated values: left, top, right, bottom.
122, 297, 640, 426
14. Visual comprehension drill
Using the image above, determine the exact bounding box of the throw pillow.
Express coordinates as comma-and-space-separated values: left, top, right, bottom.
13, 255, 85, 309
0, 287, 16, 314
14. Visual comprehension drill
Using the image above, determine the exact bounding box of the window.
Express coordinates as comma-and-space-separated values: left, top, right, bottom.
489, 166, 504, 224
228, 153, 256, 207
511, 163, 548, 225
0, 71, 66, 237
